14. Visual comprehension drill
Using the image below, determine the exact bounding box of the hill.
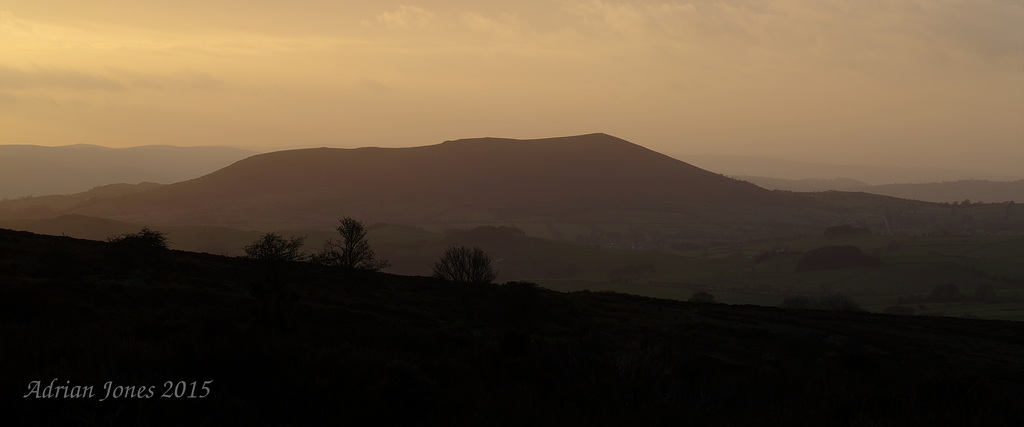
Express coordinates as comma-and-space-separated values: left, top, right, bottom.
3, 133, 1021, 254
0, 144, 255, 199
0, 134, 937, 245
0, 182, 163, 218
2, 227, 1022, 425
60, 134, 774, 229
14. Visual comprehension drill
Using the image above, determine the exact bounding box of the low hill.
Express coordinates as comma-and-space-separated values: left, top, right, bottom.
683, 154, 1020, 185
2, 228, 1022, 425
0, 144, 255, 199
734, 175, 868, 192
0, 182, 162, 218
850, 179, 1024, 203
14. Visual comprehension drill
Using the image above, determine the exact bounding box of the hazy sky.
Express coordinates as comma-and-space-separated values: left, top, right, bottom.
2, 1, 1022, 175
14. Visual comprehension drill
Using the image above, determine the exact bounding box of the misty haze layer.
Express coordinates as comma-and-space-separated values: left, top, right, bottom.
0, 145, 255, 199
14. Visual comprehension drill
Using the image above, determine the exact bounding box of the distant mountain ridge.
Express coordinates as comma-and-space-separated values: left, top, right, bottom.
851, 180, 1024, 204
734, 176, 869, 193
61, 133, 776, 230
4, 133, 1023, 254
682, 154, 1021, 185
737, 176, 1024, 203
0, 144, 256, 199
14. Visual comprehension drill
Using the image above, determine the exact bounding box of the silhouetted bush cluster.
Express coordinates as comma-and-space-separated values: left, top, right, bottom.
688, 291, 717, 303
106, 227, 169, 271
107, 227, 168, 254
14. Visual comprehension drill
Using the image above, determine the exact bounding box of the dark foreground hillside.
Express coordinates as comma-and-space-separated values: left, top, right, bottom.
2, 229, 1022, 426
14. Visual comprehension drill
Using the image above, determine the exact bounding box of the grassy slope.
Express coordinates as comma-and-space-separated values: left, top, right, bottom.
2, 228, 1023, 425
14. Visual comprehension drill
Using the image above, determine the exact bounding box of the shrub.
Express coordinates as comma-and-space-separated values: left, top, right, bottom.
688, 292, 717, 303
108, 227, 168, 252
107, 227, 169, 264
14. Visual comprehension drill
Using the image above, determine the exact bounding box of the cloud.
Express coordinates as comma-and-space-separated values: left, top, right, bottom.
460, 12, 525, 40
553, 0, 1023, 65
919, 0, 1024, 62
0, 9, 31, 32
0, 65, 226, 96
0, 91, 57, 107
109, 69, 225, 91
560, 1, 706, 38
359, 78, 388, 92
367, 5, 438, 31
0, 65, 124, 91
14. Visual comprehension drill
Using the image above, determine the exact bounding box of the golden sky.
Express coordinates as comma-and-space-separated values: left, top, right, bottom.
1, 1, 1022, 176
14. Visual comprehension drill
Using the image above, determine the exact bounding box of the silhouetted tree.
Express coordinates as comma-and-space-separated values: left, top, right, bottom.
433, 245, 496, 284
688, 291, 717, 303
313, 217, 390, 271
243, 233, 308, 262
